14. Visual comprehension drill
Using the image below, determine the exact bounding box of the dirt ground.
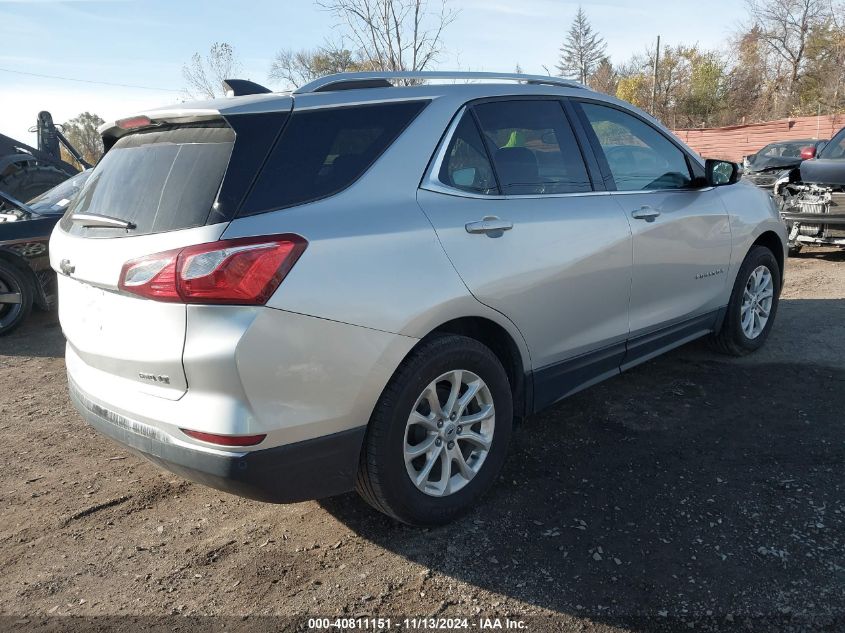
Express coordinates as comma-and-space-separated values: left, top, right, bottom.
1, 248, 844, 633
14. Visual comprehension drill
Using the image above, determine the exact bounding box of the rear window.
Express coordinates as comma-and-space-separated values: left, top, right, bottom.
61, 124, 234, 237
239, 100, 428, 215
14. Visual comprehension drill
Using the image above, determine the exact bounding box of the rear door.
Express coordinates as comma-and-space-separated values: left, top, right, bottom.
417, 98, 633, 408
572, 100, 732, 364
50, 120, 244, 399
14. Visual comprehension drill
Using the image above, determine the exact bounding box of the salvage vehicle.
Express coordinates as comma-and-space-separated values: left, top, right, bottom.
51, 72, 786, 526
742, 139, 827, 189
0, 170, 91, 335
0, 111, 90, 206
776, 126, 845, 255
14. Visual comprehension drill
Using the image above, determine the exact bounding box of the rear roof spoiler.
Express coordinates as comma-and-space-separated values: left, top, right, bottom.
223, 79, 272, 97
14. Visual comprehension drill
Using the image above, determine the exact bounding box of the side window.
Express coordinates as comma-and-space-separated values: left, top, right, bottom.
472, 100, 592, 195
438, 113, 499, 195
240, 100, 428, 215
579, 102, 693, 191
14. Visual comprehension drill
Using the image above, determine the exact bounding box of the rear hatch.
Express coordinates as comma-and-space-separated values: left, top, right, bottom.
50, 102, 290, 399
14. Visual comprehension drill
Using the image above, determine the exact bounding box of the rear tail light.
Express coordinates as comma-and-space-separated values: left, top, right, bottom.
119, 234, 306, 304
180, 429, 266, 446
800, 146, 817, 160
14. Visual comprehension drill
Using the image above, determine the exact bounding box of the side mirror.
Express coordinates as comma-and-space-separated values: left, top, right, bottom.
800, 146, 817, 160
705, 159, 740, 186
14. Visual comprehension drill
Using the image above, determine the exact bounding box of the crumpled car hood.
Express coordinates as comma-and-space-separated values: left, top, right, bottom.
746, 156, 801, 173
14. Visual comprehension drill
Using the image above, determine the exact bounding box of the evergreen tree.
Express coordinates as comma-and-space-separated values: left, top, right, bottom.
557, 7, 607, 85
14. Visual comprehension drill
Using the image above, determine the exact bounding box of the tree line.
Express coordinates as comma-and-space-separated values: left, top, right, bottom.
572, 0, 845, 129
64, 0, 845, 165
182, 0, 844, 130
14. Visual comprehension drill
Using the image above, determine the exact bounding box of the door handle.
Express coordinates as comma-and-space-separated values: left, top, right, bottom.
631, 206, 661, 222
465, 216, 514, 235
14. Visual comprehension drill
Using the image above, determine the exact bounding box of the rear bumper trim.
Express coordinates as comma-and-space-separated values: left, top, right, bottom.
68, 376, 366, 503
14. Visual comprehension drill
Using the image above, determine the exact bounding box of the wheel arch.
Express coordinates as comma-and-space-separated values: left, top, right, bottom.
421, 316, 531, 421
751, 230, 785, 284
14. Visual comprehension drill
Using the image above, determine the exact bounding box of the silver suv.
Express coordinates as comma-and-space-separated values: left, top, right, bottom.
51, 72, 787, 526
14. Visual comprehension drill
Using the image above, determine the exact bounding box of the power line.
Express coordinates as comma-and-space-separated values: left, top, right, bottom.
0, 66, 182, 93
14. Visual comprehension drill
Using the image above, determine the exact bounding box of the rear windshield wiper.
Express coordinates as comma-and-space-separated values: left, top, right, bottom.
70, 213, 136, 230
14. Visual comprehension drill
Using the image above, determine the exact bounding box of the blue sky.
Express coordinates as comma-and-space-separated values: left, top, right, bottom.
1, 0, 743, 143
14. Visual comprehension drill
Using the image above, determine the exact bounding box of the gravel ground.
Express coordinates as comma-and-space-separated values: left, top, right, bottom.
0, 248, 843, 632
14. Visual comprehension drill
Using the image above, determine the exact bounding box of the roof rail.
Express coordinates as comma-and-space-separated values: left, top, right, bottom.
293, 71, 585, 94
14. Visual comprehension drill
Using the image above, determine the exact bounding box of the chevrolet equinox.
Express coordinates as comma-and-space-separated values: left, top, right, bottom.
51, 72, 787, 525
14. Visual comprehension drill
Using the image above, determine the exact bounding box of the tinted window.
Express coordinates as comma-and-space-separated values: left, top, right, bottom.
241, 101, 428, 214
580, 103, 692, 191
473, 100, 591, 195
61, 124, 235, 237
819, 128, 845, 159
438, 113, 498, 195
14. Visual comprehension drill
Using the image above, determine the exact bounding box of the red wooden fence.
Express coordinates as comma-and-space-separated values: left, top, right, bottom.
672, 114, 845, 162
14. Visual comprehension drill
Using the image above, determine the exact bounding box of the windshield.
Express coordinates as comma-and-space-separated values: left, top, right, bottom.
756, 142, 811, 160
818, 129, 845, 160
27, 170, 92, 214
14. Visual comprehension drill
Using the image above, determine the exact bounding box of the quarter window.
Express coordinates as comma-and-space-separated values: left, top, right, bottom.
472, 100, 592, 195
438, 113, 498, 195
580, 102, 693, 191
240, 100, 428, 214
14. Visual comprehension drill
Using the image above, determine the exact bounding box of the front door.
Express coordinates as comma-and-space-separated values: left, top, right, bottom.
574, 101, 732, 364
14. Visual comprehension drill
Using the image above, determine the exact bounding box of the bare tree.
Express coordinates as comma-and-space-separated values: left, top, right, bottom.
556, 6, 607, 84
745, 0, 830, 101
270, 44, 368, 88
316, 0, 457, 72
183, 42, 241, 99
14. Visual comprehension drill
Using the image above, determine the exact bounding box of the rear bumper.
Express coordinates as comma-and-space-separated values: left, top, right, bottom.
69, 376, 366, 503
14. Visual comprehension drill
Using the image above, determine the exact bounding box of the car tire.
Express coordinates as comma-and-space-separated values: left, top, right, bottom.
709, 245, 781, 356
0, 259, 34, 336
356, 334, 513, 526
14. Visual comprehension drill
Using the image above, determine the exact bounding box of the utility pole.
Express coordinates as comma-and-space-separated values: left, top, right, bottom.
650, 35, 660, 115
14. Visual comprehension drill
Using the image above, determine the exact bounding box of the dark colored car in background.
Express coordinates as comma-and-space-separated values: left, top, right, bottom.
742, 139, 828, 189
776, 127, 845, 255
0, 170, 91, 335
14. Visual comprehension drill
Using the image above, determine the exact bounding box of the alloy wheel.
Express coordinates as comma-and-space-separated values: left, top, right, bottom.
740, 265, 774, 339
404, 370, 495, 497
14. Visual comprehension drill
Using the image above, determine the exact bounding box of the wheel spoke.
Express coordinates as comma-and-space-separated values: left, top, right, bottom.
410, 411, 438, 432
423, 384, 444, 418
454, 379, 481, 418
458, 430, 491, 450
453, 448, 475, 481
442, 370, 462, 417
405, 435, 436, 459
741, 308, 753, 336
415, 445, 443, 487
752, 268, 764, 292
0, 292, 21, 305
459, 403, 494, 426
